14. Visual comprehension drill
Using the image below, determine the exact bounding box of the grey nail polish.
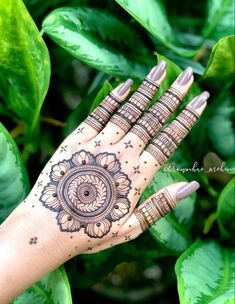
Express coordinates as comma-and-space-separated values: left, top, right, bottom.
191, 91, 210, 108
176, 181, 200, 200
177, 67, 193, 85
149, 60, 167, 81
117, 79, 133, 95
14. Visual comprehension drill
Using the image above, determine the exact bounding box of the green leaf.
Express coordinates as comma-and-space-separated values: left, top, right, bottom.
207, 91, 235, 158
140, 168, 195, 255
202, 0, 234, 40
63, 80, 113, 137
115, 0, 197, 57
201, 36, 235, 89
0, 123, 30, 223
42, 7, 152, 80
0, 0, 50, 151
175, 239, 235, 304
13, 266, 72, 304
217, 178, 235, 240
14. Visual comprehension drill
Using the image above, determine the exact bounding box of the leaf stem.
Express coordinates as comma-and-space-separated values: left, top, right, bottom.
40, 116, 65, 127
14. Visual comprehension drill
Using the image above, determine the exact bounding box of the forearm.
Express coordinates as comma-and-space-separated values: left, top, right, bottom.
0, 195, 75, 303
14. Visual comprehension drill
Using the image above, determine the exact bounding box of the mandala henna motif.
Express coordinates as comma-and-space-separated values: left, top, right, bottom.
39, 150, 132, 238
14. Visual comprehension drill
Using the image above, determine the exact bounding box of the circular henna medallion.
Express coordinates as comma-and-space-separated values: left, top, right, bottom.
39, 150, 131, 238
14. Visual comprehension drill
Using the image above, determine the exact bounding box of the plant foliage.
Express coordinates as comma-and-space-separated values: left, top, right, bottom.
0, 0, 234, 303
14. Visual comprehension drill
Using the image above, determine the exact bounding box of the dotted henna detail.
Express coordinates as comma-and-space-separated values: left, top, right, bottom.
39, 150, 132, 238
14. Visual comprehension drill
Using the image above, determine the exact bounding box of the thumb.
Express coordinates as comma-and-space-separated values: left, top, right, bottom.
121, 181, 199, 239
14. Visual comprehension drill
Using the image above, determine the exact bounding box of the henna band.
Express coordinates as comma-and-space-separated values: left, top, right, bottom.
146, 107, 199, 164
129, 88, 183, 144
134, 190, 175, 231
85, 93, 122, 132
110, 78, 160, 133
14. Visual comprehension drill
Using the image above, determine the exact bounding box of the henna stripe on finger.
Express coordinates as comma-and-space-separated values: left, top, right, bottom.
134, 190, 175, 231
85, 80, 133, 133
110, 61, 166, 133
145, 91, 209, 165
128, 68, 193, 146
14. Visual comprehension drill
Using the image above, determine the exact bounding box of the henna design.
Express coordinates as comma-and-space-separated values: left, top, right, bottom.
134, 188, 141, 196
94, 140, 101, 147
37, 181, 43, 187
85, 93, 122, 132
60, 145, 67, 153
146, 107, 199, 165
134, 190, 175, 231
133, 166, 140, 174
110, 79, 159, 133
76, 127, 84, 134
39, 150, 132, 238
112, 232, 118, 237
29, 237, 38, 245
124, 140, 133, 149
130, 88, 183, 144
124, 235, 131, 241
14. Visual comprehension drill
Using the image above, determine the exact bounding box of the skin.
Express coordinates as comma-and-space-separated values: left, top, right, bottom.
0, 63, 207, 303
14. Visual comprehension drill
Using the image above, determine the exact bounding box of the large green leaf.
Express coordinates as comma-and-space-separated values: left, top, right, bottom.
140, 168, 196, 255
115, 0, 197, 57
0, 0, 50, 151
207, 92, 235, 158
217, 178, 235, 240
42, 7, 152, 80
201, 36, 235, 89
175, 240, 235, 304
0, 123, 29, 223
13, 266, 72, 304
202, 0, 234, 40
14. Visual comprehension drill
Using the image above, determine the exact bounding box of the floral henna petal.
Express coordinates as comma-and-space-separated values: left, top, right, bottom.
40, 184, 61, 211
57, 210, 81, 232
85, 218, 111, 238
51, 161, 71, 181
72, 150, 94, 166
110, 198, 129, 220
95, 153, 120, 173
113, 172, 131, 195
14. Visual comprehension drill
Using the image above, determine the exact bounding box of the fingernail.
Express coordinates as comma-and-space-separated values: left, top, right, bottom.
176, 181, 200, 200
148, 60, 167, 81
117, 79, 133, 95
191, 91, 210, 108
177, 67, 193, 85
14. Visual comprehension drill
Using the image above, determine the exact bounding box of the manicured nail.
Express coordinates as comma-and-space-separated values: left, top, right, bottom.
117, 79, 133, 95
176, 181, 200, 200
191, 91, 210, 108
148, 60, 167, 81
177, 67, 193, 85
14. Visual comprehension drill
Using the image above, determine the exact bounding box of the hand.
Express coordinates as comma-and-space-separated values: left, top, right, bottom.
28, 60, 208, 254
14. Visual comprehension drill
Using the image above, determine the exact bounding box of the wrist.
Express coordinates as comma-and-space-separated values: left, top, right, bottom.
0, 193, 77, 303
